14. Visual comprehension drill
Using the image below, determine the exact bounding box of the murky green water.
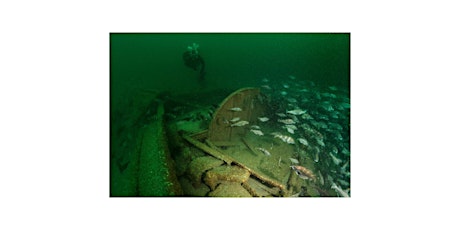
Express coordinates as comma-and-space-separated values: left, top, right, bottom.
110, 33, 350, 197
111, 33, 349, 99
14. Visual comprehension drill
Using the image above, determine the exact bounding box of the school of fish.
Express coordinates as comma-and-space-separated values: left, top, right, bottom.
225, 75, 350, 197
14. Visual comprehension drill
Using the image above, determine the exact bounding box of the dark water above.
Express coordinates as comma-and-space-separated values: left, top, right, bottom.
111, 33, 349, 103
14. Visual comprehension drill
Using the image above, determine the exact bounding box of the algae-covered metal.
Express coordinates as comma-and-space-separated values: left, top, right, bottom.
207, 87, 269, 143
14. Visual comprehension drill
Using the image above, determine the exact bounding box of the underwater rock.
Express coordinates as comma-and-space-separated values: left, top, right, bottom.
242, 177, 280, 197
208, 182, 252, 197
188, 156, 224, 185
178, 176, 210, 197
203, 165, 250, 190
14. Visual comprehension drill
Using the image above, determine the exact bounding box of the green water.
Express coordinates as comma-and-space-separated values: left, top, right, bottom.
111, 33, 349, 99
110, 33, 350, 196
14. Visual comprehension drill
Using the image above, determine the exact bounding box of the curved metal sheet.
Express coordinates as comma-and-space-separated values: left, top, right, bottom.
208, 87, 268, 142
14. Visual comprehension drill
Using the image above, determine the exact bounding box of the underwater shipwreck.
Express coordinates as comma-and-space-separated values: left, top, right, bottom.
110, 77, 350, 197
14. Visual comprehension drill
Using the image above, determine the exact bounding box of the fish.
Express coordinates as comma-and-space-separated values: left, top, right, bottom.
286, 127, 295, 134
286, 98, 297, 103
289, 158, 299, 164
276, 113, 287, 117
290, 165, 316, 182
287, 114, 300, 123
317, 170, 325, 186
331, 182, 350, 197
258, 117, 269, 122
340, 102, 350, 109
314, 152, 319, 162
317, 114, 329, 121
285, 124, 297, 130
321, 92, 337, 99
277, 119, 296, 125
250, 129, 264, 136
329, 152, 342, 165
287, 109, 306, 115
337, 179, 350, 187
228, 107, 242, 112
230, 120, 249, 127
230, 117, 240, 123
301, 113, 314, 120
256, 147, 271, 156
250, 125, 261, 129
340, 160, 349, 173
331, 146, 339, 154
297, 138, 308, 147
299, 88, 308, 93
316, 138, 325, 147
321, 104, 334, 112
260, 85, 271, 90
336, 133, 344, 141
273, 133, 295, 144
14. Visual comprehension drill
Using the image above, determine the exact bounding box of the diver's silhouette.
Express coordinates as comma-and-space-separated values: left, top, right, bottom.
183, 43, 206, 80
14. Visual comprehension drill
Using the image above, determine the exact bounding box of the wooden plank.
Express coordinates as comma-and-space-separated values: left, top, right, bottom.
184, 134, 286, 193
183, 135, 234, 165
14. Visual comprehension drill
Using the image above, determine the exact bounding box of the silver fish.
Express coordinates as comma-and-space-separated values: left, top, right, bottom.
332, 146, 338, 154
340, 160, 350, 173
286, 98, 297, 103
297, 138, 309, 147
260, 85, 271, 90
250, 129, 264, 136
317, 170, 325, 186
329, 152, 342, 165
250, 125, 261, 129
289, 158, 299, 164
231, 120, 249, 127
314, 152, 319, 162
321, 104, 334, 112
287, 114, 300, 123
321, 92, 337, 98
337, 179, 350, 187
230, 117, 240, 123
256, 147, 271, 156
316, 138, 325, 147
301, 113, 314, 120
287, 109, 306, 115
285, 124, 297, 130
340, 102, 350, 109
258, 117, 269, 122
331, 182, 350, 197
228, 107, 242, 112
273, 133, 295, 144
278, 119, 296, 125
276, 113, 287, 117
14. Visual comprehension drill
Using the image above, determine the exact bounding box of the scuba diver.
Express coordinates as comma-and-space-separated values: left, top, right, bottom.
183, 43, 206, 80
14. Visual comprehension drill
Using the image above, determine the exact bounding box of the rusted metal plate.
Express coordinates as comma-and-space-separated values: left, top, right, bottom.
208, 87, 268, 142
